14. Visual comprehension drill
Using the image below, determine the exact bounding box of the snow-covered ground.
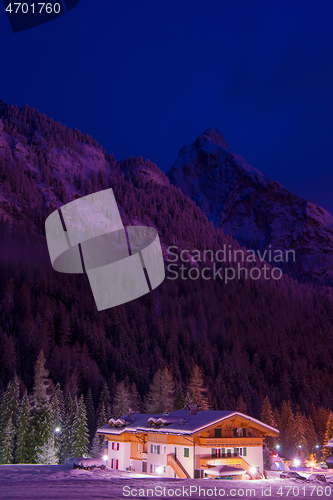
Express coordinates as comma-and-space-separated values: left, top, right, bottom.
0, 466, 332, 500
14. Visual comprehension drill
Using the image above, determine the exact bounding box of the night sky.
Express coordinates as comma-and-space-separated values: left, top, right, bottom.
1, 0, 332, 213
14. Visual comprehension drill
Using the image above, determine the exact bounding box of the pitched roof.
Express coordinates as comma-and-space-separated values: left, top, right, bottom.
97, 409, 279, 436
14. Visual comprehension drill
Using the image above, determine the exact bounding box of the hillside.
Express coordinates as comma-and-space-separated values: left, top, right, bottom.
1, 101, 333, 417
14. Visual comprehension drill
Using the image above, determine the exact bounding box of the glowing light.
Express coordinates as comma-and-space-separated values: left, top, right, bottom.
299, 445, 302, 448
309, 461, 315, 468
250, 467, 257, 474
156, 466, 163, 474
103, 455, 108, 461
316, 445, 320, 449
55, 427, 61, 433
276, 445, 280, 450
294, 459, 301, 467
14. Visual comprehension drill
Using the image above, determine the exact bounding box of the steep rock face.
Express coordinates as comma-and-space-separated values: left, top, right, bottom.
169, 129, 333, 284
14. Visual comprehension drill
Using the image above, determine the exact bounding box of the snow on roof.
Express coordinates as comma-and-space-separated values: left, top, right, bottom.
97, 409, 279, 436
324, 438, 333, 448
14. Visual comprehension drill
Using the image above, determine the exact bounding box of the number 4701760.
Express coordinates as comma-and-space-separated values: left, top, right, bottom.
5, 3, 61, 14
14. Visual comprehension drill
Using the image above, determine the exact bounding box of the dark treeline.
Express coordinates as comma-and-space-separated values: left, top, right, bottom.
0, 101, 333, 425
1, 357, 333, 465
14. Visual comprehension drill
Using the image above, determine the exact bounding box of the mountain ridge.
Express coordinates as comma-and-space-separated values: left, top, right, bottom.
168, 129, 333, 285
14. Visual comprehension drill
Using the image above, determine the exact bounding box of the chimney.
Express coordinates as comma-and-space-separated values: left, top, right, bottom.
189, 404, 198, 415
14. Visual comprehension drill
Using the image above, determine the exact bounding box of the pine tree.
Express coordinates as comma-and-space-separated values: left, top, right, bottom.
90, 432, 103, 459
0, 376, 20, 443
186, 365, 210, 410
279, 401, 295, 457
263, 443, 273, 470
15, 391, 32, 463
144, 368, 175, 414
174, 385, 185, 410
236, 395, 247, 414
0, 418, 15, 464
31, 351, 53, 463
261, 396, 276, 449
37, 436, 58, 465
50, 384, 64, 461
273, 407, 281, 432
32, 351, 52, 406
97, 382, 111, 428
129, 383, 141, 413
305, 416, 318, 457
293, 410, 308, 457
323, 412, 333, 460
85, 388, 96, 444
112, 381, 132, 418
71, 396, 89, 458
317, 407, 330, 446
60, 393, 76, 463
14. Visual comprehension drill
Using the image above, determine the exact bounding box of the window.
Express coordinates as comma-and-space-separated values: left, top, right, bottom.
163, 446, 167, 454
111, 442, 114, 450
243, 428, 246, 437
233, 428, 237, 437
234, 448, 238, 457
150, 444, 160, 454
215, 428, 221, 438
212, 448, 216, 458
138, 444, 141, 451
142, 462, 147, 473
116, 443, 119, 451
184, 448, 189, 458
227, 449, 231, 457
163, 466, 166, 473
222, 448, 225, 458
111, 459, 114, 469
150, 464, 161, 474
243, 447, 247, 456
115, 460, 118, 470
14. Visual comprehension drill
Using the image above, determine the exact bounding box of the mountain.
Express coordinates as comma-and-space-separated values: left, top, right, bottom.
168, 129, 333, 285
1, 101, 333, 418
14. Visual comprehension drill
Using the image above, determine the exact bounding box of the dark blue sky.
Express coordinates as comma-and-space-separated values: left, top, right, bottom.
1, 0, 333, 213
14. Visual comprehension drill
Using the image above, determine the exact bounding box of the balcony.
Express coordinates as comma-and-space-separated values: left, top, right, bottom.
198, 437, 263, 447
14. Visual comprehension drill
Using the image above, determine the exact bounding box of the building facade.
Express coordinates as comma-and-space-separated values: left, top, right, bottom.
98, 409, 279, 479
